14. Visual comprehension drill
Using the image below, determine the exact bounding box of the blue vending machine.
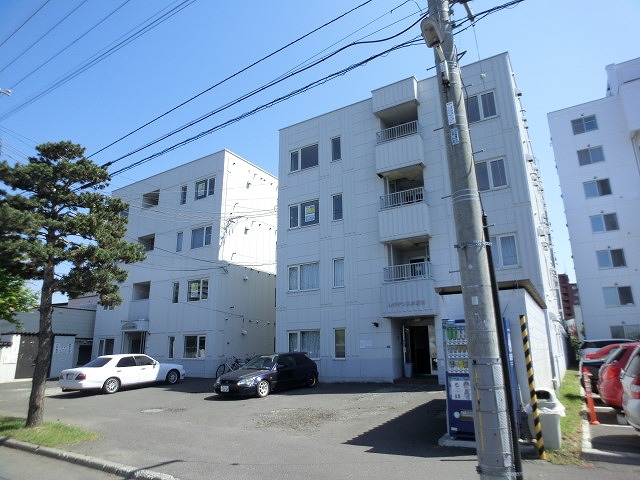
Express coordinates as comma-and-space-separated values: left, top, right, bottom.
443, 318, 475, 439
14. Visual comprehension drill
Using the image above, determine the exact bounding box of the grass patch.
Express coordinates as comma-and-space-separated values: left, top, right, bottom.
546, 367, 585, 465
0, 416, 101, 448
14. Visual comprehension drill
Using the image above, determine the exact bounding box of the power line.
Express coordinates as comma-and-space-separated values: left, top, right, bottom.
0, 0, 51, 50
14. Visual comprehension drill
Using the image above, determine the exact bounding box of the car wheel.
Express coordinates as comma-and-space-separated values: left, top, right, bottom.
166, 369, 180, 385
305, 373, 318, 388
103, 377, 120, 394
256, 379, 270, 398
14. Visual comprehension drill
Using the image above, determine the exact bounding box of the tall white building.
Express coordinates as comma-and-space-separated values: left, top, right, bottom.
94, 150, 278, 377
277, 53, 566, 393
549, 58, 640, 340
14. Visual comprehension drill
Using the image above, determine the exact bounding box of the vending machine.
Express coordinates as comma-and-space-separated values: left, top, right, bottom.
443, 318, 475, 439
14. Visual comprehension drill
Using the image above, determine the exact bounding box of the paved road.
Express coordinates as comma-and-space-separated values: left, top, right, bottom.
1, 378, 639, 480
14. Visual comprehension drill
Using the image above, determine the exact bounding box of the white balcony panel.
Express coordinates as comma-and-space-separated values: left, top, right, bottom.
378, 201, 430, 243
128, 299, 150, 321
381, 277, 437, 317
375, 133, 424, 175
372, 77, 418, 114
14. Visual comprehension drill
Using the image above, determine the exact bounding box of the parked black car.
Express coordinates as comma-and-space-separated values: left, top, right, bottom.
214, 353, 318, 398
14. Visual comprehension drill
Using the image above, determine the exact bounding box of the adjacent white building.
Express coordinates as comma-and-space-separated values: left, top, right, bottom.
548, 58, 640, 340
93, 150, 278, 377
276, 53, 566, 394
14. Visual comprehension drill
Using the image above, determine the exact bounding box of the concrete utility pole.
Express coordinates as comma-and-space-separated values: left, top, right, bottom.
422, 1, 516, 478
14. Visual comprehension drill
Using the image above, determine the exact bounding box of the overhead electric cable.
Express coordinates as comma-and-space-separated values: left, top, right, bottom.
8, 0, 132, 90
0, 0, 89, 75
87, 0, 375, 158
0, 0, 51, 50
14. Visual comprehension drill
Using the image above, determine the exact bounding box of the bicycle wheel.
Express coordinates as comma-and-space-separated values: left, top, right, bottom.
216, 363, 227, 378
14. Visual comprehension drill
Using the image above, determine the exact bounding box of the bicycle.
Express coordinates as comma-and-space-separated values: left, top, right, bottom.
216, 356, 243, 378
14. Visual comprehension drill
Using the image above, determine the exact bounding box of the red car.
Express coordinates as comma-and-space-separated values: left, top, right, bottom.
597, 342, 640, 409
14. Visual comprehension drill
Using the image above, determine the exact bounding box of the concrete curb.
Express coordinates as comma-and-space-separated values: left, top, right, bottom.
0, 437, 179, 480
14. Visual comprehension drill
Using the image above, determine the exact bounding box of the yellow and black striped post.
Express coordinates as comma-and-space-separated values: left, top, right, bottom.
521, 315, 546, 460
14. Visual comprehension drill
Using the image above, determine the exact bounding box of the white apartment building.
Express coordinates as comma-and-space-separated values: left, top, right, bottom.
277, 53, 566, 394
549, 58, 640, 340
94, 150, 278, 377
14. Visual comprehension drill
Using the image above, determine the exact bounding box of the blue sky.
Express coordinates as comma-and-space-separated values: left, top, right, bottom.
1, 0, 639, 298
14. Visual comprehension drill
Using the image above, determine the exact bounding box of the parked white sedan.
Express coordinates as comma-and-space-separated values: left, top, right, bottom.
58, 354, 186, 394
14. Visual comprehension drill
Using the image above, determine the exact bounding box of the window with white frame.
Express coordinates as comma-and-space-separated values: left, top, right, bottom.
583, 178, 611, 198
590, 213, 619, 233
191, 225, 213, 248
288, 330, 320, 358
333, 258, 344, 287
596, 249, 626, 269
577, 146, 605, 166
142, 190, 160, 208
290, 144, 319, 172
331, 137, 341, 161
289, 200, 319, 228
490, 234, 518, 268
138, 234, 155, 252
172, 282, 180, 303
176, 231, 183, 252
332, 193, 343, 220
195, 177, 215, 200
603, 286, 634, 307
288, 262, 319, 291
610, 324, 639, 339
187, 279, 208, 301
168, 336, 175, 358
475, 158, 507, 191
334, 328, 345, 358
571, 115, 598, 135
180, 185, 187, 204
184, 334, 206, 358
466, 91, 496, 123
98, 338, 114, 356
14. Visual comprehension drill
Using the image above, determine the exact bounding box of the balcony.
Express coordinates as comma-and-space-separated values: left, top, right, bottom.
128, 299, 149, 321
375, 121, 424, 175
378, 194, 430, 243
381, 262, 437, 317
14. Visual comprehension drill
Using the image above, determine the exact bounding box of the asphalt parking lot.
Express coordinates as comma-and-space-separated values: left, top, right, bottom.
1, 378, 639, 480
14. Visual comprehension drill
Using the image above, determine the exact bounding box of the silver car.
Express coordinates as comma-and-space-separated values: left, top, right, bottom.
621, 345, 640, 432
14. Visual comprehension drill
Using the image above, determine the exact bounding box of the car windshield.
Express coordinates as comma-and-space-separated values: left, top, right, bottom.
82, 357, 112, 368
242, 355, 276, 370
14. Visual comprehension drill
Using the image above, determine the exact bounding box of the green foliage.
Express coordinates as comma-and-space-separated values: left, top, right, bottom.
0, 140, 145, 306
0, 268, 38, 324
0, 416, 101, 447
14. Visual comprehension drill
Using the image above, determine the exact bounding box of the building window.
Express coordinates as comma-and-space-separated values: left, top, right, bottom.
184, 335, 206, 358
290, 144, 319, 172
331, 137, 341, 161
187, 279, 209, 301
333, 258, 344, 287
490, 234, 518, 268
466, 91, 496, 123
195, 177, 215, 200
603, 286, 634, 307
168, 336, 175, 359
142, 190, 160, 208
191, 226, 213, 248
288, 262, 319, 291
172, 282, 180, 303
289, 200, 319, 228
332, 194, 343, 220
475, 158, 507, 191
334, 328, 345, 359
180, 185, 187, 204
610, 324, 640, 339
571, 115, 598, 135
176, 231, 183, 252
590, 213, 619, 233
138, 234, 155, 252
288, 330, 320, 358
98, 338, 114, 356
583, 179, 611, 198
596, 249, 626, 269
132, 281, 150, 300
577, 146, 605, 166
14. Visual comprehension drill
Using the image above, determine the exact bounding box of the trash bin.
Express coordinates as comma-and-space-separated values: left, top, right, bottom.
525, 388, 565, 450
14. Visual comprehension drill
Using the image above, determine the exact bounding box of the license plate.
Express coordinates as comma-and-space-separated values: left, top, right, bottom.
221, 385, 229, 392
66, 374, 75, 380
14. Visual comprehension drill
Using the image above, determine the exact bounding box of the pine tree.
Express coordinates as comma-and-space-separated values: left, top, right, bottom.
0, 141, 145, 427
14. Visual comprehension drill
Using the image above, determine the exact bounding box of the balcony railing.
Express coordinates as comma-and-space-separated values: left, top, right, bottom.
383, 261, 430, 282
380, 187, 424, 210
376, 120, 418, 144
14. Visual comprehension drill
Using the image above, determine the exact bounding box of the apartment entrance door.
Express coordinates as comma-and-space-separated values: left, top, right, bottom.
123, 332, 146, 354
403, 319, 437, 376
